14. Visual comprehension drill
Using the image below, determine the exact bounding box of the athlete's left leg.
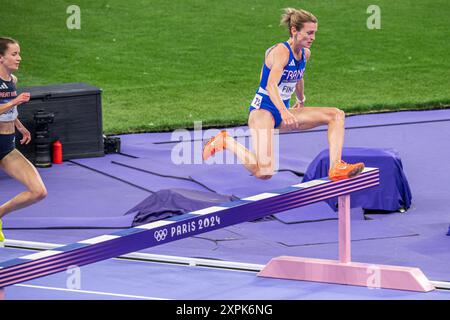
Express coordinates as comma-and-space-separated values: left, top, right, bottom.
0, 149, 47, 218
279, 106, 345, 165
279, 106, 364, 180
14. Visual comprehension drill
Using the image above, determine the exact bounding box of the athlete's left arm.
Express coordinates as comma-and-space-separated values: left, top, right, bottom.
11, 74, 27, 144
293, 48, 311, 108
14, 118, 32, 145
13, 75, 31, 144
12, 74, 21, 128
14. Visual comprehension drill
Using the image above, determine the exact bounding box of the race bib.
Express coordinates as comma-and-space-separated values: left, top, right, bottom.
278, 82, 296, 101
251, 94, 263, 109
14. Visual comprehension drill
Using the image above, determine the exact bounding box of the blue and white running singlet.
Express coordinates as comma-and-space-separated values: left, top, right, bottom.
0, 76, 18, 159
249, 42, 306, 127
0, 77, 18, 122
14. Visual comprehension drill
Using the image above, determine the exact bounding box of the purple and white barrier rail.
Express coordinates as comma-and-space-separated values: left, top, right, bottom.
0, 167, 434, 295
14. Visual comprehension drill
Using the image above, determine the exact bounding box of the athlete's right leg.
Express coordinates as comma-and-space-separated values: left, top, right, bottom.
229, 109, 275, 179
202, 109, 276, 180
0, 149, 47, 219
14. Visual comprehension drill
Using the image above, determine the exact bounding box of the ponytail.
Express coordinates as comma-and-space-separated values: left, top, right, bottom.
280, 8, 317, 36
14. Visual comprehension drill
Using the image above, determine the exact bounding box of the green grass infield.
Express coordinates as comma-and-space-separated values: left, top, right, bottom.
3, 0, 449, 133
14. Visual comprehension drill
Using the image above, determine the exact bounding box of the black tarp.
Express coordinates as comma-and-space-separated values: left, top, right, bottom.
125, 188, 237, 226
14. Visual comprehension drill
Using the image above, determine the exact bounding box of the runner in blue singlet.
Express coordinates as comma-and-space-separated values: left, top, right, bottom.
249, 41, 307, 128
204, 8, 365, 181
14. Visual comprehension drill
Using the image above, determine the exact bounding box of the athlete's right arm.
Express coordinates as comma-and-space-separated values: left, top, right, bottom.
265, 45, 299, 129
0, 93, 30, 114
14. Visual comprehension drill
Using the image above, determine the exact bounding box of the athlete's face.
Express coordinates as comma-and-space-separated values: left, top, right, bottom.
292, 22, 317, 49
0, 43, 22, 72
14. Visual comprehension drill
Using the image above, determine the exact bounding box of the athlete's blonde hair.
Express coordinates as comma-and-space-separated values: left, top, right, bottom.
280, 8, 317, 36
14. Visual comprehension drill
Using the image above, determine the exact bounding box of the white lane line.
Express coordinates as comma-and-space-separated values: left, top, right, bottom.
431, 281, 450, 290
14, 284, 170, 300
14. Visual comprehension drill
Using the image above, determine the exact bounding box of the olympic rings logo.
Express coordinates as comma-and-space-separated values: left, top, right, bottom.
154, 229, 168, 242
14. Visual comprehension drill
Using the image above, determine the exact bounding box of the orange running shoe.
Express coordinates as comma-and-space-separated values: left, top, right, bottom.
328, 160, 365, 181
202, 130, 229, 160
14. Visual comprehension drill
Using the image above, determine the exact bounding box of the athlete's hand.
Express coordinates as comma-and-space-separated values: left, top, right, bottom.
12, 93, 30, 106
17, 125, 31, 145
291, 102, 304, 109
281, 109, 299, 130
